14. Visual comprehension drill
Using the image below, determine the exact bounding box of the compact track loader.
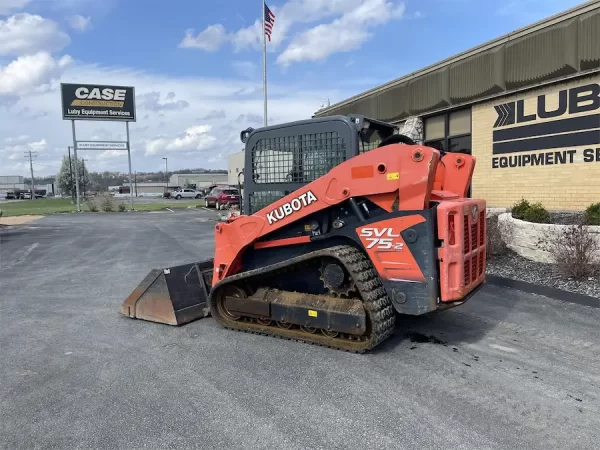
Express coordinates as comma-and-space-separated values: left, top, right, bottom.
120, 115, 487, 352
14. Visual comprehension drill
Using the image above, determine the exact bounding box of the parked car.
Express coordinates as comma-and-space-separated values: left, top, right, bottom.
171, 188, 202, 200
205, 187, 240, 209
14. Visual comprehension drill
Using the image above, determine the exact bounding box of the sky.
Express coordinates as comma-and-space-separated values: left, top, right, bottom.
0, 0, 588, 177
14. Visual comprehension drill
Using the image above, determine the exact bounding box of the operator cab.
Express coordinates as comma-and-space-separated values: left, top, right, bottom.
239, 115, 399, 215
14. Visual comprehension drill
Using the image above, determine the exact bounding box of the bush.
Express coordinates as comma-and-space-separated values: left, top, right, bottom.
543, 224, 600, 280
118, 203, 126, 212
510, 199, 550, 224
584, 203, 600, 226
511, 199, 531, 220
522, 202, 551, 224
88, 203, 98, 212
93, 193, 116, 212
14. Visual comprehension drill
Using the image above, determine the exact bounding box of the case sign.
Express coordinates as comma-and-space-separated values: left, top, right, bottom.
61, 83, 136, 122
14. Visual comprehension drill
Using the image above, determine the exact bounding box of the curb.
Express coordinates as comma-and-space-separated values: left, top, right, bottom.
486, 275, 599, 309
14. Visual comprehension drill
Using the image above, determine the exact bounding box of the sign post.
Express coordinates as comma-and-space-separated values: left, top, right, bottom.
61, 83, 137, 211
71, 120, 81, 211
126, 122, 134, 211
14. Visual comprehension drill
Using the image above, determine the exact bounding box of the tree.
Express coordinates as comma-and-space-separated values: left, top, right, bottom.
56, 155, 90, 199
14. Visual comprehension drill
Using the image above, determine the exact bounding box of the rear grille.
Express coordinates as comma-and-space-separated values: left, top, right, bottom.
462, 206, 485, 289
463, 215, 469, 254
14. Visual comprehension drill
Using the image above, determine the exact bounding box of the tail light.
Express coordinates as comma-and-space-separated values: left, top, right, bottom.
448, 213, 456, 246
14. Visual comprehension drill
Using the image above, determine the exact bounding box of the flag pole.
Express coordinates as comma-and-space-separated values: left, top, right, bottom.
262, 0, 267, 127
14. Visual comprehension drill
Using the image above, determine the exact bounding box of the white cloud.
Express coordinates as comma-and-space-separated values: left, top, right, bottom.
230, 0, 370, 52
1, 138, 48, 170
28, 138, 47, 152
0, 0, 32, 15
0, 13, 71, 56
0, 60, 370, 175
0, 52, 72, 95
136, 91, 190, 111
180, 0, 406, 67
277, 0, 405, 66
68, 14, 91, 31
199, 109, 226, 120
97, 150, 123, 160
179, 24, 227, 51
145, 125, 217, 155
4, 134, 30, 143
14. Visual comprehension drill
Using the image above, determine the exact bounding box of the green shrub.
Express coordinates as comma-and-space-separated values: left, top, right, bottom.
510, 199, 531, 220
522, 202, 551, 224
584, 202, 600, 226
92, 193, 116, 212
88, 203, 98, 212
510, 199, 550, 224
118, 203, 126, 212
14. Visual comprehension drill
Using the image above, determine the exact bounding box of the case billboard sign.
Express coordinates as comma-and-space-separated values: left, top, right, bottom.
61, 83, 136, 122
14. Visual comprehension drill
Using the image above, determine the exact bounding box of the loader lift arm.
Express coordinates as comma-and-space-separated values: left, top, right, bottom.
212, 143, 441, 285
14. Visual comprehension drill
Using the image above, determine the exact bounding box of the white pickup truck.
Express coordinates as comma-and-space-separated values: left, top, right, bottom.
171, 188, 202, 200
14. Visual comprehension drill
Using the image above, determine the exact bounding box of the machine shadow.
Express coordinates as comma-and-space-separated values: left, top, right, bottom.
372, 285, 515, 353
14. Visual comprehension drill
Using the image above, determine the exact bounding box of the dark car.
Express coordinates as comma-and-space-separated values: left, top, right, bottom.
205, 187, 240, 209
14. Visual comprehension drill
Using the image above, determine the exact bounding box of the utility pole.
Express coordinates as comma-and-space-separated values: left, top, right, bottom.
24, 151, 37, 200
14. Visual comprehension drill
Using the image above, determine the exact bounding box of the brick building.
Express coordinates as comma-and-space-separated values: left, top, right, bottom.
313, 1, 600, 211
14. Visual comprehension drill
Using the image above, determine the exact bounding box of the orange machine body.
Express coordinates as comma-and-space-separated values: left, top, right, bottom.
211, 143, 485, 309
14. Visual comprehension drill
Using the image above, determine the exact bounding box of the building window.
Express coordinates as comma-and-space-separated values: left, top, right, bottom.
424, 108, 472, 154
424, 108, 473, 197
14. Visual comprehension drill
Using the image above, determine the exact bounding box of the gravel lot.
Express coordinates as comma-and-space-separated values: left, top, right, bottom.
487, 251, 600, 298
1, 211, 600, 449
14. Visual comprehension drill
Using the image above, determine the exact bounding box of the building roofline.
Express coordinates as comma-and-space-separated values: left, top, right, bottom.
315, 0, 600, 115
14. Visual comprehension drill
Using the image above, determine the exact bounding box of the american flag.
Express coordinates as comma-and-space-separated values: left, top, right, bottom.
264, 2, 275, 41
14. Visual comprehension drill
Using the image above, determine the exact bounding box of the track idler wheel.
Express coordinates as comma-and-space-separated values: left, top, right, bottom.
216, 285, 246, 321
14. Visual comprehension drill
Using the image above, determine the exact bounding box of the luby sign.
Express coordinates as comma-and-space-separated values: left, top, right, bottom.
491, 82, 600, 168
61, 83, 136, 121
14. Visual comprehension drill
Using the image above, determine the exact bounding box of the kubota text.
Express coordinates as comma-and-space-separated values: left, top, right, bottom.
266, 191, 318, 225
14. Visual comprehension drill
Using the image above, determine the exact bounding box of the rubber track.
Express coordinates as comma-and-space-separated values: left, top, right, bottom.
208, 245, 396, 353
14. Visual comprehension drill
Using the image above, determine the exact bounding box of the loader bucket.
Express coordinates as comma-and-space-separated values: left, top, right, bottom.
120, 259, 214, 326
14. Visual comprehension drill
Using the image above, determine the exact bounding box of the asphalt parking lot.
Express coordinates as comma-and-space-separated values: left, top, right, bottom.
1, 211, 599, 449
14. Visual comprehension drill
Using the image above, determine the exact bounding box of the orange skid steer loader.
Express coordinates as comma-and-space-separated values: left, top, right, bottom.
120, 115, 486, 352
